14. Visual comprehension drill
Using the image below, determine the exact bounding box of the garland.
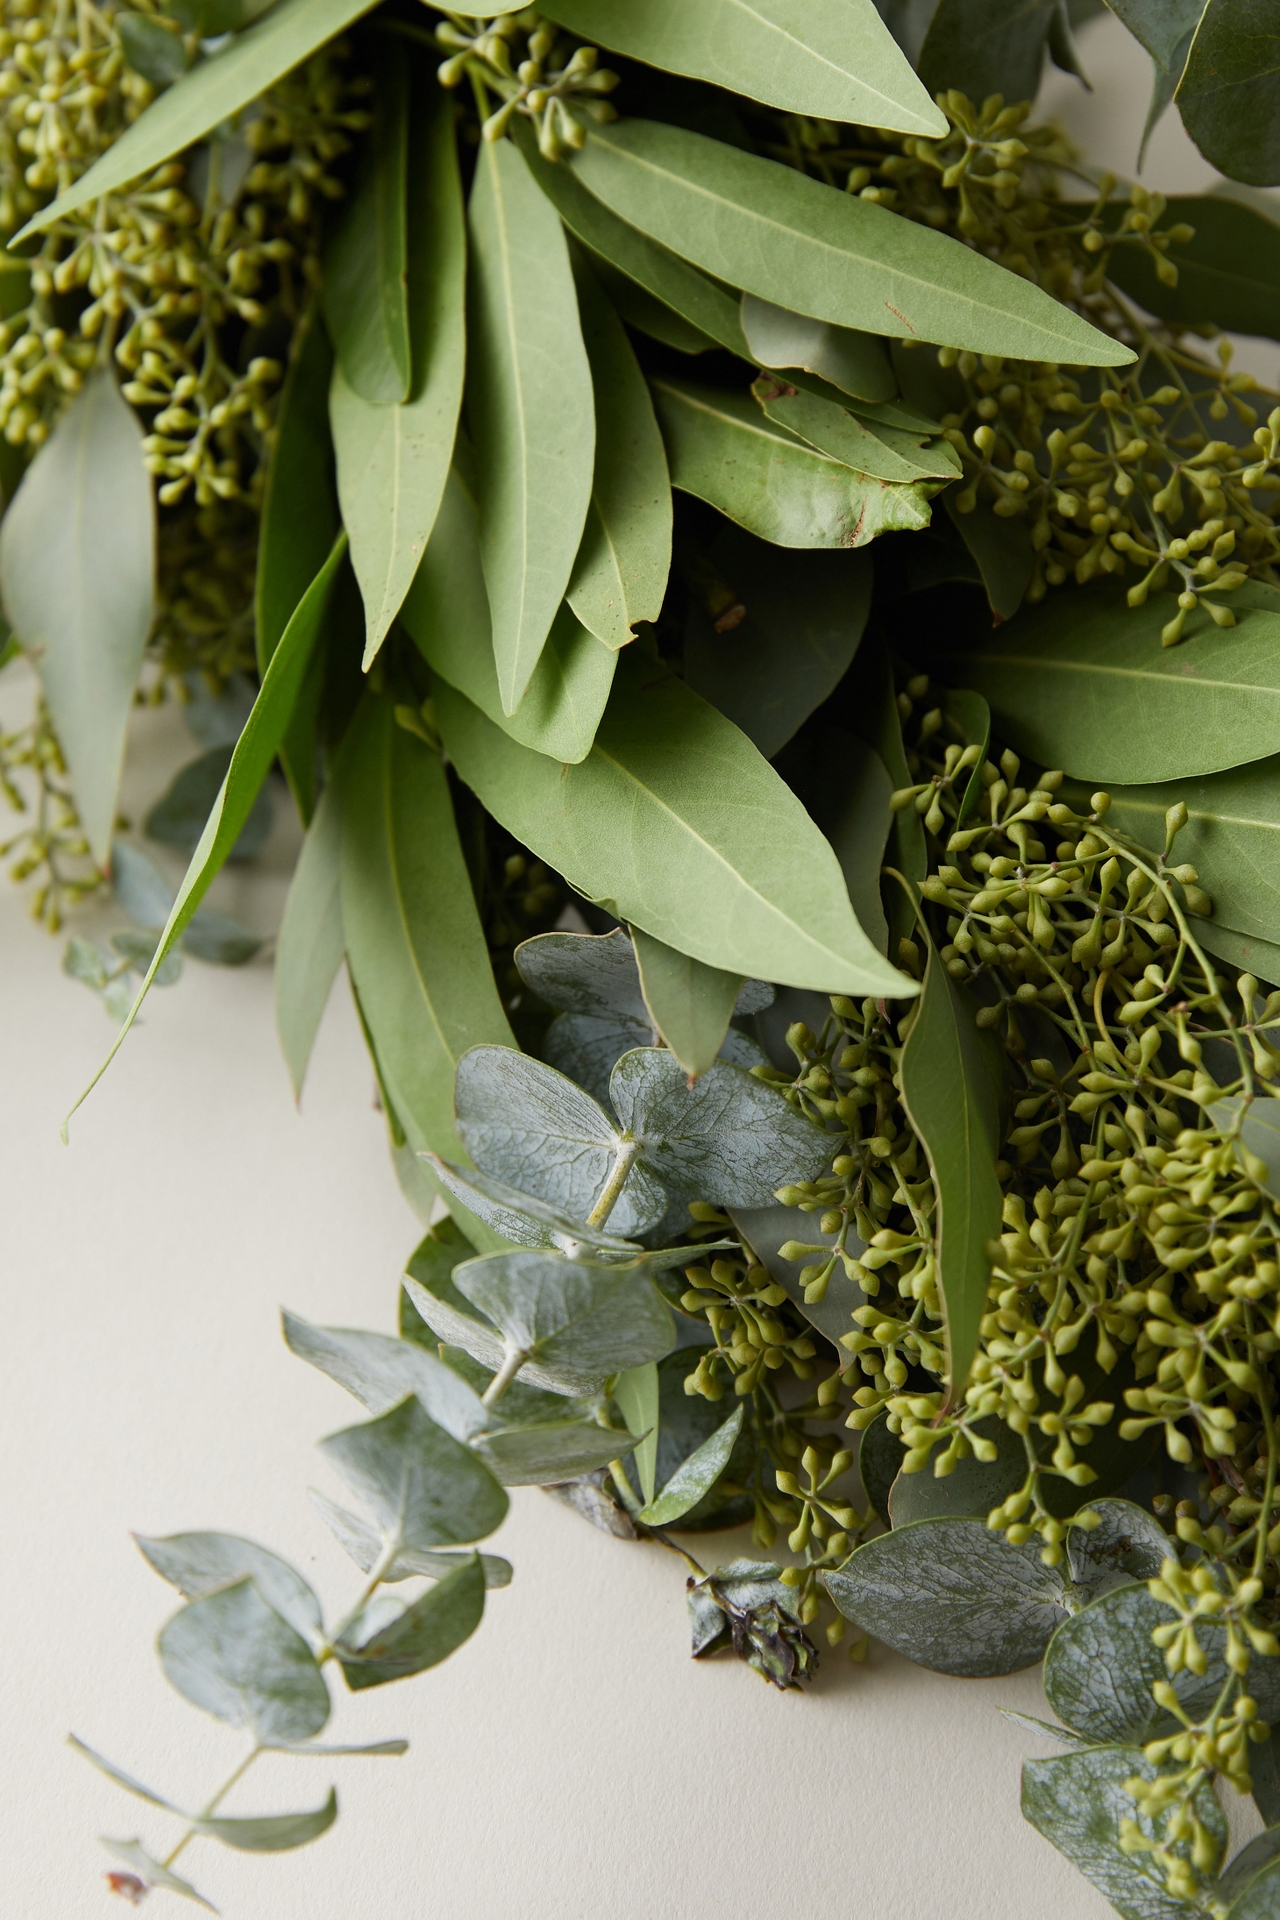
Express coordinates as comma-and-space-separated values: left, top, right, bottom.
7, 3, 1280, 1915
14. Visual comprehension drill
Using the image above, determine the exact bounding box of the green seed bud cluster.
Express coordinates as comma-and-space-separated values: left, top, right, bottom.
432, 7, 619, 160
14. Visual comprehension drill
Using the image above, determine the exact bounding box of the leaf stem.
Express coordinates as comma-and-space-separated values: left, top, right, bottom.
162, 1742, 261, 1868
586, 1137, 640, 1229
482, 1345, 528, 1408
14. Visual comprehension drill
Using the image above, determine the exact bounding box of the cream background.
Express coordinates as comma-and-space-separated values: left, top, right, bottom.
0, 13, 1272, 1916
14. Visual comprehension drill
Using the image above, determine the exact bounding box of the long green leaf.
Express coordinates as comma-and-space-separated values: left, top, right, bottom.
613, 1362, 659, 1507
467, 136, 595, 714
1103, 192, 1280, 341
436, 646, 916, 996
652, 378, 936, 548
541, 0, 946, 133
753, 377, 961, 484
13, 0, 377, 241
1178, 0, 1280, 190
638, 1404, 744, 1526
944, 492, 1035, 623
275, 780, 344, 1102
335, 695, 514, 1160
566, 251, 671, 649
321, 41, 410, 405
632, 927, 743, 1080
897, 892, 1003, 1402
0, 369, 154, 865
567, 119, 1131, 364
741, 293, 895, 404
951, 579, 1280, 783
66, 532, 346, 1130
401, 466, 616, 764
331, 68, 465, 668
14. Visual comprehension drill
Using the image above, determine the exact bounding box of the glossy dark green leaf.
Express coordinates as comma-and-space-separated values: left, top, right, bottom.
331, 69, 465, 667
753, 377, 960, 485
567, 119, 1131, 364
425, 1153, 645, 1259
450, 1249, 674, 1394
1105, 0, 1202, 73
639, 1405, 743, 1525
144, 744, 272, 862
158, 1579, 330, 1742
135, 1532, 322, 1647
476, 1418, 640, 1487
319, 1396, 508, 1551
0, 369, 154, 865
611, 1049, 830, 1204
401, 467, 616, 764
853, 1411, 902, 1526
68, 533, 346, 1126
339, 1556, 484, 1691
740, 294, 895, 404
1022, 1745, 1226, 1920
321, 44, 409, 404
98, 1841, 214, 1911
567, 252, 671, 649
631, 928, 742, 1080
511, 120, 751, 357
541, 0, 946, 131
117, 11, 189, 88
467, 135, 595, 714
275, 781, 343, 1102
952, 578, 1280, 783
897, 911, 1003, 1399
653, 378, 937, 548
1179, 0, 1280, 189
682, 526, 873, 758
944, 687, 991, 825
944, 492, 1035, 622
1253, 1738, 1280, 1830
1104, 193, 1280, 342
195, 1793, 338, 1853
335, 696, 514, 1160
918, 0, 1064, 106
1044, 1584, 1233, 1748
613, 1362, 659, 1505
282, 1310, 489, 1438
439, 653, 911, 996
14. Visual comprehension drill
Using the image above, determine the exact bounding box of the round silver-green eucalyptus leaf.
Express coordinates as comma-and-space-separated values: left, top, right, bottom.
318, 1396, 509, 1550
135, 1531, 323, 1648
158, 1578, 331, 1744
452, 1249, 674, 1395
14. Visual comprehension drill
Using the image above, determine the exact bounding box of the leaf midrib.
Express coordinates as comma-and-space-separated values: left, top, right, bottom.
714, 0, 925, 121
967, 649, 1280, 696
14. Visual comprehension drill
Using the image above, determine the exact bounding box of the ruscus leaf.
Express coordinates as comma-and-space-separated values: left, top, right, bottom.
1178, 0, 1280, 189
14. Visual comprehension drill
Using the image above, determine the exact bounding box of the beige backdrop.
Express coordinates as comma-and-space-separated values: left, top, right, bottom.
1, 15, 1271, 1916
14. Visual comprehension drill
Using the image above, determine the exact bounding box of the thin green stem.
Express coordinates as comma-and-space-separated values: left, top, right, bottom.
482, 1345, 528, 1409
162, 1743, 261, 1868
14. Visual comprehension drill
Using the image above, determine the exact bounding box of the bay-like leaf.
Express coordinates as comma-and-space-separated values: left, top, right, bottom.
98, 1840, 214, 1910
1179, 0, 1280, 190
1022, 1744, 1226, 1920
401, 467, 615, 765
753, 376, 961, 485
67, 532, 346, 1126
450, 1249, 675, 1394
639, 1404, 744, 1525
425, 1153, 646, 1259
567, 119, 1131, 364
1103, 192, 1280, 342
467, 135, 594, 713
740, 293, 895, 404
917, 0, 1063, 107
275, 780, 344, 1102
613, 1361, 659, 1505
281, 1310, 490, 1439
631, 927, 742, 1080
338, 1555, 484, 1690
951, 578, 1280, 783
194, 1792, 337, 1852
682, 525, 872, 759
321, 42, 410, 405
318, 1396, 508, 1551
335, 695, 514, 1160
16, 0, 380, 241
158, 1579, 331, 1743
652, 378, 936, 548
541, 0, 946, 132
476, 1418, 641, 1486
796, 728, 894, 955
437, 650, 915, 996
331, 69, 465, 667
1193, 919, 1280, 985
567, 251, 671, 648
135, 1532, 322, 1647
0, 368, 154, 865
897, 907, 1003, 1400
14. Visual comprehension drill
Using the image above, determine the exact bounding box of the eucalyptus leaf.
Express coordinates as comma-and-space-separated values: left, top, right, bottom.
110, 840, 174, 929
454, 1043, 666, 1238
338, 1556, 484, 1691
98, 1840, 215, 1910
67, 533, 346, 1125
264, 1741, 409, 1757
144, 744, 273, 863
611, 1048, 830, 1205
275, 781, 343, 1102
158, 1579, 330, 1743
1211, 1094, 1280, 1206
194, 1793, 338, 1853
790, 728, 894, 957
318, 1396, 508, 1551
1220, 1830, 1280, 1907
0, 369, 154, 865
951, 578, 1280, 784
639, 1404, 744, 1525
1193, 919, 1280, 984
567, 118, 1130, 364
307, 1488, 512, 1587
1044, 1584, 1233, 1747
69, 1736, 184, 1814
730, 1200, 864, 1345
999, 1710, 1090, 1749
566, 251, 671, 649
1252, 1737, 1280, 1829
653, 378, 937, 549
179, 908, 262, 967
476, 1418, 641, 1486
540, 0, 946, 132
1022, 1744, 1226, 1920
740, 293, 895, 404
184, 673, 257, 751
1179, 1, 1280, 190
467, 135, 594, 714
111, 930, 182, 986
451, 1249, 675, 1394
917, 0, 1066, 107
613, 1361, 659, 1505
436, 650, 917, 996
402, 468, 616, 765
425, 1153, 644, 1258
281, 1311, 490, 1439
888, 1413, 1029, 1526
515, 927, 647, 1019
631, 928, 742, 1081
897, 905, 1003, 1399
320, 43, 409, 404
134, 1531, 323, 1646
752, 377, 960, 485
335, 696, 515, 1161
331, 67, 464, 668
682, 526, 873, 759
16, 0, 379, 242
